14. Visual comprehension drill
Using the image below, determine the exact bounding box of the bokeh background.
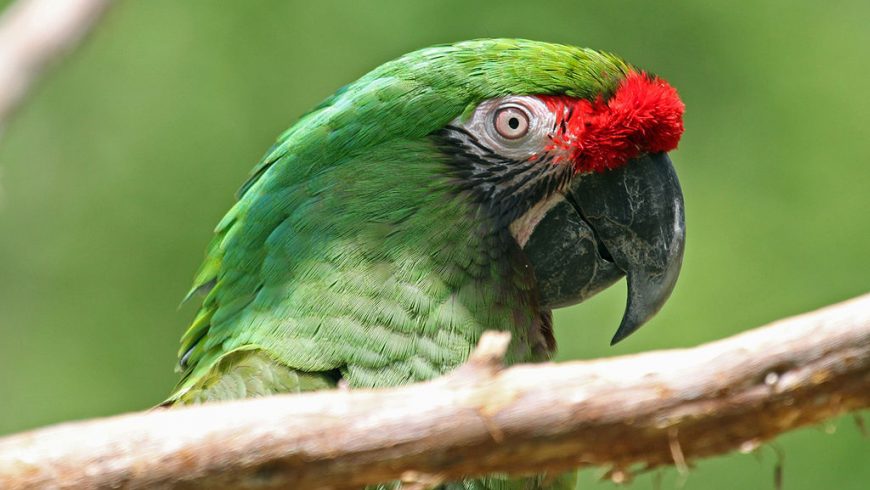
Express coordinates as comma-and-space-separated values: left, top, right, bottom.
1, 1, 867, 488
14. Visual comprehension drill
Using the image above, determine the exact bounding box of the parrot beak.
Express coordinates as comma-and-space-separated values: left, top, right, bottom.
523, 152, 685, 344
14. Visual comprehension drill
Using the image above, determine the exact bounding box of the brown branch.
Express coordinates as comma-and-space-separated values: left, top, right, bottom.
0, 0, 112, 135
1, 294, 868, 489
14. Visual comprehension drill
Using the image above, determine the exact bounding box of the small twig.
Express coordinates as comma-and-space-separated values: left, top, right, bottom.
668, 428, 688, 475
854, 413, 867, 438
770, 444, 785, 490
466, 330, 511, 367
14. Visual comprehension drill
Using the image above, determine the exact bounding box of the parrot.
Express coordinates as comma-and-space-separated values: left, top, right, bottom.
165, 39, 686, 489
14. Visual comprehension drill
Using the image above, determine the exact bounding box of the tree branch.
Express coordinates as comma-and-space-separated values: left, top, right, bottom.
0, 0, 112, 135
1, 294, 868, 489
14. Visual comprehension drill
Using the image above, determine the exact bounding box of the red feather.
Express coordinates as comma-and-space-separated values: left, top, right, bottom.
540, 71, 685, 173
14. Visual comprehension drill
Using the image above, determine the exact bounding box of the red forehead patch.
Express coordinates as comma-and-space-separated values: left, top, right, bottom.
540, 71, 685, 173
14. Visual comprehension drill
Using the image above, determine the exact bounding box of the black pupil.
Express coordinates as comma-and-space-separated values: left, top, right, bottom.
508, 117, 520, 130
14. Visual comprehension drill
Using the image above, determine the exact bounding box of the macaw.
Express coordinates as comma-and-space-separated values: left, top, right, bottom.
166, 39, 686, 489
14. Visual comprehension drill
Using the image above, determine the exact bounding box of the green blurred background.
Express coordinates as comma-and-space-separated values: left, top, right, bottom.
0, 0, 867, 488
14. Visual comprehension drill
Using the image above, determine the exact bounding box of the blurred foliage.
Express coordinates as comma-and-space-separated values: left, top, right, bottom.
0, 1, 867, 488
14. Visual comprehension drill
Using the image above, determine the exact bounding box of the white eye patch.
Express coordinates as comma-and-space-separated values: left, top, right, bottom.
452, 96, 556, 161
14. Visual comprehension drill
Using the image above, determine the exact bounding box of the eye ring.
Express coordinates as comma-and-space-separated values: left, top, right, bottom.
492, 105, 531, 140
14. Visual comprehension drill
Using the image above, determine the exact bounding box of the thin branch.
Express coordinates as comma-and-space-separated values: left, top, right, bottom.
0, 0, 112, 135
0, 293, 868, 489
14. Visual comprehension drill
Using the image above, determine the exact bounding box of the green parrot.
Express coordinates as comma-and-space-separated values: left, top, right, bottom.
166, 39, 686, 489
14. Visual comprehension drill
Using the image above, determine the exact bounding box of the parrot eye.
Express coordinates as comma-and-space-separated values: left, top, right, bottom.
449, 95, 554, 161
493, 105, 530, 140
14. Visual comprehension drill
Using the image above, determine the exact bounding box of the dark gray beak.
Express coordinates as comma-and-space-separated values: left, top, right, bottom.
522, 152, 685, 344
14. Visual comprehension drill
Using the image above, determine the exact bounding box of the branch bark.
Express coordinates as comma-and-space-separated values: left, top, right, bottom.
0, 0, 112, 135
1, 294, 868, 489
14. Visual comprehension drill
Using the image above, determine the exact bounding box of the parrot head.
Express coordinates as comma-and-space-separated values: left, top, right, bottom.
502, 75, 686, 344
417, 42, 686, 344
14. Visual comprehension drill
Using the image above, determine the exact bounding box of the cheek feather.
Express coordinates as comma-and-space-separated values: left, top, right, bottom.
540, 71, 685, 174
